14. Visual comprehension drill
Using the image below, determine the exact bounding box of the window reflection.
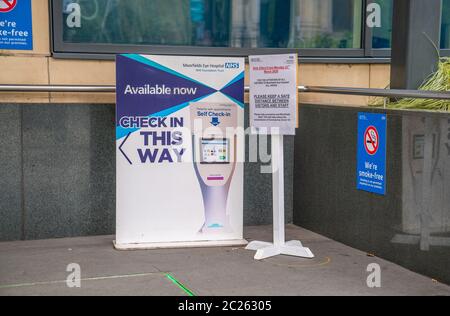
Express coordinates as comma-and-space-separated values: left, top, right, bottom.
391, 117, 450, 251
442, 0, 450, 49
371, 0, 392, 49
371, 0, 450, 50
62, 0, 362, 49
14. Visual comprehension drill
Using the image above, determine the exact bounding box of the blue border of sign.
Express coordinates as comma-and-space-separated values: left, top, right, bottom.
0, 0, 33, 51
357, 112, 387, 195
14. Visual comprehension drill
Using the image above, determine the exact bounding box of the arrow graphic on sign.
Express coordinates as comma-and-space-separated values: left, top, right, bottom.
119, 133, 133, 165
211, 117, 220, 126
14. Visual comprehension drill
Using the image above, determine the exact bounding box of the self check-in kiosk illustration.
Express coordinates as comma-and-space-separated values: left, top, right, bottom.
191, 102, 238, 233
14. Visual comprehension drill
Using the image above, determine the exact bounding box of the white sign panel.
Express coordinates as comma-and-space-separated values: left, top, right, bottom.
115, 54, 246, 248
249, 54, 298, 135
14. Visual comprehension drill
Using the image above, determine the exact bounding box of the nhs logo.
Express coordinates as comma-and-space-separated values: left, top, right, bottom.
225, 62, 240, 69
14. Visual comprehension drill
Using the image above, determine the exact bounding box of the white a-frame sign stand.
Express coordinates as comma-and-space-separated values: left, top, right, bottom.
246, 53, 314, 260
245, 134, 314, 260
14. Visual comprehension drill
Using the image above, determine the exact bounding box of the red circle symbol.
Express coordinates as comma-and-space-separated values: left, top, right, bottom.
364, 126, 379, 155
0, 0, 17, 13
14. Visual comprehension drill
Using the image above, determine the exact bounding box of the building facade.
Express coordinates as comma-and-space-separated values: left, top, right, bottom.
1, 0, 449, 242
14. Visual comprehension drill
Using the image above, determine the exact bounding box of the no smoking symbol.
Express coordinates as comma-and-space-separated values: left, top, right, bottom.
364, 126, 379, 155
0, 0, 17, 13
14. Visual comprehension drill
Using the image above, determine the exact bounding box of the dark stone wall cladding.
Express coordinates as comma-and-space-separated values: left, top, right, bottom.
0, 103, 294, 241
294, 104, 450, 285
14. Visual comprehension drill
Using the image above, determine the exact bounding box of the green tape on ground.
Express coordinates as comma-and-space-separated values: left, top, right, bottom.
165, 273, 196, 297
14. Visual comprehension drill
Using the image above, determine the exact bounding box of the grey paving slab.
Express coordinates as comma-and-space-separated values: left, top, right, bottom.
0, 273, 185, 296
0, 235, 160, 286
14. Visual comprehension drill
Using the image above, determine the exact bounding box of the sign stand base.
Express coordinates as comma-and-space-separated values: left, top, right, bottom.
246, 240, 314, 260
114, 239, 248, 251
246, 134, 314, 260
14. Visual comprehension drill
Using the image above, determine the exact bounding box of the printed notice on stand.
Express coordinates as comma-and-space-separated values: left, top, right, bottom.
249, 54, 298, 135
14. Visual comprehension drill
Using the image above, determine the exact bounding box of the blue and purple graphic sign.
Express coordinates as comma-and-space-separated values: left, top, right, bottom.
115, 54, 245, 247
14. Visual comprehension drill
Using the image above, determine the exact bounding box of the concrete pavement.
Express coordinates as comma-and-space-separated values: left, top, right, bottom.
0, 225, 449, 296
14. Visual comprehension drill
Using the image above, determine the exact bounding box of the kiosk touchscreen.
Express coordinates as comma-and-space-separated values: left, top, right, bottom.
201, 138, 230, 164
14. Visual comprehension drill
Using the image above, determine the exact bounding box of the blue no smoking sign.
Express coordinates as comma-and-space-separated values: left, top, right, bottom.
357, 112, 387, 195
0, 0, 33, 50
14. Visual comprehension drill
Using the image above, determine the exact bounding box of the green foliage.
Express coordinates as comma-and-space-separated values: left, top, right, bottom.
371, 57, 450, 112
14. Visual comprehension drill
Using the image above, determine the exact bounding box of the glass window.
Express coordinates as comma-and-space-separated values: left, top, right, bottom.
290, 0, 362, 48
60, 0, 363, 50
62, 0, 230, 47
370, 0, 450, 50
442, 0, 450, 49
371, 0, 393, 49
